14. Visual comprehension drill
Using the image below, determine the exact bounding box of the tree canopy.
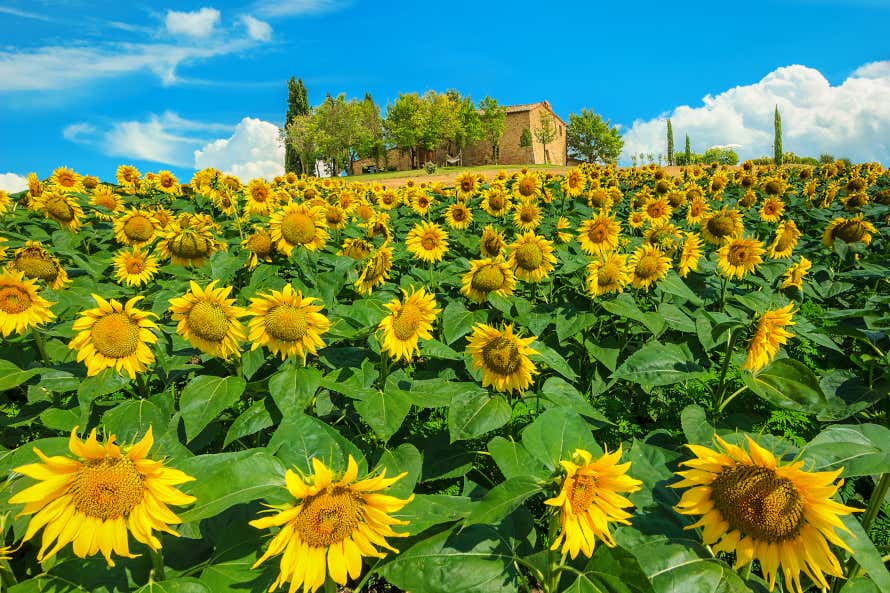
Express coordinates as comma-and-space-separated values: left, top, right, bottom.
566, 109, 623, 164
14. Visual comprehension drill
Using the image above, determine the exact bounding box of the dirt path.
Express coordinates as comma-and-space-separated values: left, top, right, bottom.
367, 166, 573, 188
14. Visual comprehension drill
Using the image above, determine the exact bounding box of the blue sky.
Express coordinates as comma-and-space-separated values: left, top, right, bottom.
2, 0, 890, 187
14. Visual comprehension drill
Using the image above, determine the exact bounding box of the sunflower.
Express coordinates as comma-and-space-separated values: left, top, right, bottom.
678, 232, 703, 278
209, 188, 240, 216
376, 188, 401, 210
246, 179, 274, 216
781, 258, 812, 291
628, 244, 671, 290
242, 227, 275, 270
8, 241, 70, 289
364, 213, 392, 242
90, 185, 124, 220
545, 447, 642, 559
269, 203, 329, 256
0, 190, 11, 216
738, 189, 757, 209
455, 171, 480, 199
686, 195, 710, 226
27, 172, 43, 199
555, 216, 573, 243
116, 165, 141, 192
250, 456, 413, 593
759, 197, 785, 223
586, 253, 631, 298
355, 246, 393, 295
156, 223, 225, 267
701, 207, 744, 245
10, 427, 195, 567
513, 199, 542, 231
466, 323, 538, 393
35, 191, 84, 232
169, 280, 247, 360
481, 185, 512, 217
112, 247, 160, 287
247, 284, 330, 361
50, 166, 84, 193
672, 435, 858, 593
562, 168, 587, 197
760, 176, 787, 197
643, 196, 673, 224
151, 206, 174, 230
767, 220, 801, 259
627, 211, 647, 230
461, 258, 516, 303
586, 187, 613, 210
717, 237, 765, 280
114, 208, 161, 247
69, 295, 158, 378
822, 213, 877, 247
444, 202, 473, 230
0, 270, 55, 337
156, 170, 181, 195
409, 190, 435, 216
338, 238, 374, 260
512, 171, 541, 200
577, 213, 620, 256
0, 236, 7, 259
406, 221, 449, 263
378, 287, 440, 361
742, 302, 795, 372
479, 224, 506, 258
508, 232, 556, 283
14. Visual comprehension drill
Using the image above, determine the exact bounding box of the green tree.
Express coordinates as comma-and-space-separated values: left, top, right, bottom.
479, 96, 507, 164
701, 147, 739, 165
445, 91, 482, 166
666, 119, 674, 166
353, 93, 384, 170
284, 77, 309, 175
533, 112, 558, 164
284, 113, 319, 176
565, 109, 623, 164
384, 93, 424, 169
774, 105, 783, 166
685, 134, 691, 164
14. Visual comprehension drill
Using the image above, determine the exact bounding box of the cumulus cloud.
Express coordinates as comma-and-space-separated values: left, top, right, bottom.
65, 112, 232, 167
165, 7, 221, 38
0, 173, 28, 193
621, 61, 890, 164
240, 15, 273, 41
194, 117, 284, 181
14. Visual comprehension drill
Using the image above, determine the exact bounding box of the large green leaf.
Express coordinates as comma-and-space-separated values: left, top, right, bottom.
267, 364, 321, 417
355, 385, 412, 441
562, 545, 655, 593
464, 475, 543, 525
442, 300, 485, 345
680, 404, 714, 446
803, 424, 890, 477
487, 436, 547, 481
600, 293, 665, 336
133, 578, 211, 593
839, 513, 890, 592
612, 342, 707, 387
223, 398, 275, 447
522, 407, 601, 471
539, 377, 610, 423
394, 494, 473, 535
102, 399, 169, 442
0, 360, 40, 391
267, 413, 361, 474
180, 375, 247, 442
377, 443, 422, 498
533, 341, 578, 380
741, 358, 846, 419
448, 390, 511, 442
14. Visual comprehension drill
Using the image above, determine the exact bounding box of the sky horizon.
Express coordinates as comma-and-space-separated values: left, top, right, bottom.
1, 0, 889, 190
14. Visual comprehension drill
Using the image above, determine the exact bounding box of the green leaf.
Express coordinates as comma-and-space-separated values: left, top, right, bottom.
267, 365, 321, 416
464, 476, 543, 525
803, 424, 890, 477
267, 413, 360, 474
420, 338, 463, 360
39, 407, 80, 432
487, 436, 546, 481
409, 378, 484, 408
178, 449, 286, 523
180, 375, 247, 442
239, 347, 266, 380
540, 377, 610, 423
533, 341, 578, 380
224, 398, 275, 447
442, 300, 484, 345
377, 443, 422, 498
839, 514, 890, 592
612, 342, 707, 387
448, 391, 511, 442
741, 358, 846, 419
563, 544, 655, 593
840, 578, 882, 593
393, 494, 473, 535
102, 399, 168, 442
601, 293, 665, 335
355, 386, 412, 441
133, 578, 211, 593
680, 404, 714, 445
658, 271, 703, 305
522, 407, 601, 470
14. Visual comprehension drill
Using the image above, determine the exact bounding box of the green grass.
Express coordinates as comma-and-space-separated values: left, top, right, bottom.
352, 163, 569, 182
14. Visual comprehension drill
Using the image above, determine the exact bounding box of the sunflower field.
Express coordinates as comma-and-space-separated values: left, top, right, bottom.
0, 161, 889, 593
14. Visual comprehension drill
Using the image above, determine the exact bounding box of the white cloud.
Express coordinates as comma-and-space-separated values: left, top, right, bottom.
165, 7, 221, 38
621, 61, 890, 164
253, 0, 344, 17
65, 112, 232, 167
240, 14, 273, 41
0, 173, 28, 193
194, 117, 284, 181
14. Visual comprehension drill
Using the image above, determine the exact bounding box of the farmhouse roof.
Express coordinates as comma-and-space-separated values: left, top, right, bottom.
505, 101, 566, 125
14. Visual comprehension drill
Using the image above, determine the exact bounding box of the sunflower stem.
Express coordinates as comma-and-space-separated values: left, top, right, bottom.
713, 330, 740, 414
719, 276, 728, 312
150, 548, 166, 582
33, 331, 51, 367
845, 472, 890, 582
717, 386, 748, 413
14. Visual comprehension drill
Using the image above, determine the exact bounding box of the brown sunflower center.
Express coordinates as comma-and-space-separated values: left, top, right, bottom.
170, 233, 210, 258
569, 474, 599, 513
520, 207, 536, 223
727, 245, 751, 266
247, 233, 273, 256
514, 243, 543, 271
57, 172, 77, 187
709, 464, 804, 543
392, 303, 423, 341
451, 207, 467, 222
281, 212, 317, 245
655, 180, 670, 194
517, 177, 537, 196
15, 253, 59, 283
471, 264, 506, 293
293, 485, 364, 547
598, 263, 621, 288
707, 215, 734, 238
187, 301, 230, 342
775, 232, 796, 252
91, 313, 141, 358
481, 336, 521, 375
460, 179, 474, 192
251, 189, 269, 203
635, 255, 661, 279
46, 197, 76, 222
488, 193, 505, 211
420, 235, 439, 251
833, 221, 865, 243
0, 285, 31, 314
95, 194, 118, 210
587, 222, 609, 244
70, 456, 144, 520
482, 235, 503, 256
764, 181, 783, 195
647, 203, 666, 218
265, 304, 308, 342
123, 216, 155, 242
125, 257, 145, 274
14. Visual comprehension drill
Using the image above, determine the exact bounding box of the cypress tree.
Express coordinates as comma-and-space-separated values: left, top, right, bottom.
666, 119, 674, 166
684, 134, 691, 164
285, 77, 310, 174
774, 105, 783, 166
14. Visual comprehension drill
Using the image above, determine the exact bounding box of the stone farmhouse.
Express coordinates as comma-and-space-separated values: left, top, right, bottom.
353, 100, 567, 174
